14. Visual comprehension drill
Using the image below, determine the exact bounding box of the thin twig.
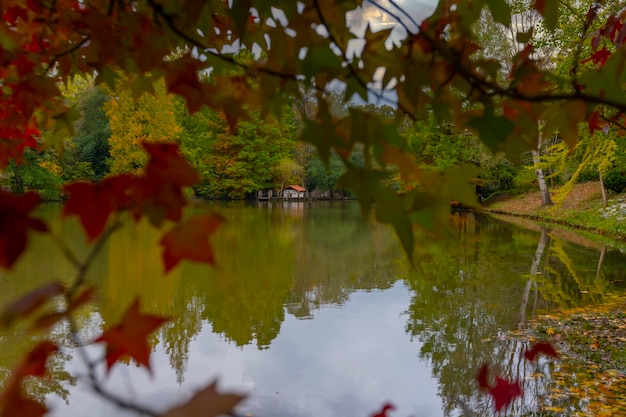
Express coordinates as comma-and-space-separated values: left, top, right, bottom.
68, 220, 122, 297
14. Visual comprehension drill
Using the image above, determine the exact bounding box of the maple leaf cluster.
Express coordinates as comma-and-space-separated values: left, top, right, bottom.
62, 141, 221, 270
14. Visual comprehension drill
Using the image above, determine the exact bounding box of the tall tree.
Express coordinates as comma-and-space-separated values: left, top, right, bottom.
205, 109, 298, 199
73, 85, 112, 180
104, 77, 182, 174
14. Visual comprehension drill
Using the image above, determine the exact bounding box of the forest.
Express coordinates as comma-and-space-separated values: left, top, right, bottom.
5, 68, 626, 205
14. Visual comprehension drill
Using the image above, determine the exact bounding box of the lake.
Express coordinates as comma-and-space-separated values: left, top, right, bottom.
1, 201, 624, 417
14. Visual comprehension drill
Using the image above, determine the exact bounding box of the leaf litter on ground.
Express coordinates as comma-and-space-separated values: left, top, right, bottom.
512, 294, 626, 416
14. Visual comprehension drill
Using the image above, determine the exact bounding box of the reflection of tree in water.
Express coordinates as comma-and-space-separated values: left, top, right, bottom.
401, 213, 618, 416
285, 202, 400, 318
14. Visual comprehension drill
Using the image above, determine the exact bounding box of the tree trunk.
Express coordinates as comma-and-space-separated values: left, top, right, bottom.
532, 149, 552, 206
519, 228, 550, 329
11, 160, 24, 194
599, 170, 608, 208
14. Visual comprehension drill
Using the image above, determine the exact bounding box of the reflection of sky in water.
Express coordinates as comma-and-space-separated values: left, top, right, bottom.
46, 283, 442, 417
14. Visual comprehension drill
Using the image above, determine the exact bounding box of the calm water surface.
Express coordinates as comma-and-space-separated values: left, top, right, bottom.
1, 202, 625, 417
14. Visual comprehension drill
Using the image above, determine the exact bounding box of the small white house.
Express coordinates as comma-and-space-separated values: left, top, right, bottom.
283, 185, 306, 198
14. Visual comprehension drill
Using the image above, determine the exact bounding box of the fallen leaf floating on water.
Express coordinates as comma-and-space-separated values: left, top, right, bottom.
524, 341, 559, 362
159, 380, 246, 417
476, 363, 523, 412
489, 376, 523, 412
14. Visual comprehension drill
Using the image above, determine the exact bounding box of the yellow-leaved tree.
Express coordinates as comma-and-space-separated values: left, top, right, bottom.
105, 76, 182, 174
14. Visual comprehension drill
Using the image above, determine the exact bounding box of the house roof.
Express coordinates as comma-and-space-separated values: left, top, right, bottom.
285, 185, 306, 192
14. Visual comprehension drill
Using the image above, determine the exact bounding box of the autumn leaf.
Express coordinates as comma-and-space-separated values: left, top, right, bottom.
524, 341, 559, 362
16, 341, 59, 377
95, 298, 169, 372
588, 111, 607, 134
582, 46, 612, 66
489, 376, 523, 412
32, 286, 97, 331
159, 380, 246, 417
0, 391, 48, 417
160, 214, 223, 272
0, 341, 58, 417
476, 363, 491, 389
134, 141, 200, 226
0, 190, 47, 269
0, 282, 64, 327
63, 175, 136, 241
370, 402, 396, 417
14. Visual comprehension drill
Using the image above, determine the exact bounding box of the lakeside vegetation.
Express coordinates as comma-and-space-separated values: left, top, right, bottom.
2, 0, 626, 416
6, 70, 626, 218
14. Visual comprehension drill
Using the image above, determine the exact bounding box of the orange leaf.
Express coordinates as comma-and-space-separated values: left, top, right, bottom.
0, 190, 47, 269
159, 380, 246, 417
16, 341, 59, 378
160, 214, 223, 272
0, 341, 57, 417
95, 298, 169, 372
0, 391, 47, 417
1, 282, 64, 326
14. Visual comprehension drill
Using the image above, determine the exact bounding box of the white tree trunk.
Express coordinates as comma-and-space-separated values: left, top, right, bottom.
533, 131, 552, 206
599, 170, 608, 208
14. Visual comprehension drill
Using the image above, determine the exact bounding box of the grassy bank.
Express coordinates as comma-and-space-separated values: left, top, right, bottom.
488, 182, 626, 415
484, 181, 626, 240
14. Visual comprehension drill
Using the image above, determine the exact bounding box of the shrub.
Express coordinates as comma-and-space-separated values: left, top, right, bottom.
577, 169, 599, 183
603, 169, 626, 193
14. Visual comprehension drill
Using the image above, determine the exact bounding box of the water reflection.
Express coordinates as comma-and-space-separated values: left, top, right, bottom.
0, 204, 625, 416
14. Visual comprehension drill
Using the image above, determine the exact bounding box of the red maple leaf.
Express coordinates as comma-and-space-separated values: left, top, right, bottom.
588, 110, 605, 134
489, 376, 523, 412
0, 341, 58, 417
524, 341, 559, 362
95, 298, 169, 372
132, 142, 199, 225
17, 341, 59, 378
370, 402, 396, 417
590, 46, 611, 66
63, 174, 136, 241
0, 190, 47, 269
476, 363, 491, 389
160, 214, 223, 272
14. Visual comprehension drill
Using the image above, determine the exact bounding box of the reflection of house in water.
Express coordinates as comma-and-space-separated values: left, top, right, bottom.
282, 185, 306, 198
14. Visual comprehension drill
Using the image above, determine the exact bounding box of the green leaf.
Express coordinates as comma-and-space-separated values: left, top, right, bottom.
535, 0, 559, 31
487, 0, 511, 26
467, 109, 515, 153
543, 100, 587, 148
